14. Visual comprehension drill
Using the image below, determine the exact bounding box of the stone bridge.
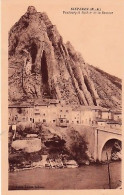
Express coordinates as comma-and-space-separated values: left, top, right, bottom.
93, 127, 122, 161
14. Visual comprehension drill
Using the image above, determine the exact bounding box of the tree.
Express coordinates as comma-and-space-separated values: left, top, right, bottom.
67, 129, 88, 164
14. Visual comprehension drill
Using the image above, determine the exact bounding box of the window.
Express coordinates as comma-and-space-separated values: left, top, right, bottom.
66, 120, 69, 123
53, 120, 56, 123
43, 113, 45, 116
60, 119, 63, 123
60, 110, 62, 112
43, 119, 46, 122
77, 121, 79, 124
35, 113, 40, 115
15, 116, 18, 120
66, 110, 68, 113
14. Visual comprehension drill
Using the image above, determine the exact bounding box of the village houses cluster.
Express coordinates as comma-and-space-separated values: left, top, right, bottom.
8, 99, 122, 130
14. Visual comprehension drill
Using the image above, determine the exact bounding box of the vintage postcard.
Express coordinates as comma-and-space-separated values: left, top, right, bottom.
1, 0, 124, 194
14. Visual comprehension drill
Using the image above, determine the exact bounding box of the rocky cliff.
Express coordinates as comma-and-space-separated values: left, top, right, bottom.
8, 6, 122, 109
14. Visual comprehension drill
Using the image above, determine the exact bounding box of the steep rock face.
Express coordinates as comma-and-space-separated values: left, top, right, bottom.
88, 66, 122, 108
8, 6, 122, 109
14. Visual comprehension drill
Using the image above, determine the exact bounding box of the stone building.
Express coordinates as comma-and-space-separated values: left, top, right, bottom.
71, 110, 81, 125
100, 108, 111, 120
73, 106, 102, 126
8, 103, 34, 125
96, 119, 107, 127
8, 102, 122, 130
34, 99, 60, 124
34, 103, 49, 123
111, 110, 122, 122
56, 105, 72, 127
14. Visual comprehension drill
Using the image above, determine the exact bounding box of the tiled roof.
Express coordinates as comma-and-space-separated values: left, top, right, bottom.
73, 106, 109, 111
96, 119, 107, 122
111, 110, 122, 114
8, 103, 34, 108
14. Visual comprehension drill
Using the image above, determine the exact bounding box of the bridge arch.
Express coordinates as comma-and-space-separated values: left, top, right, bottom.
101, 138, 121, 161
97, 130, 122, 161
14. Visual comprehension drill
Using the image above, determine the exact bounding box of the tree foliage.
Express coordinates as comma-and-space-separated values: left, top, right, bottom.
67, 129, 88, 163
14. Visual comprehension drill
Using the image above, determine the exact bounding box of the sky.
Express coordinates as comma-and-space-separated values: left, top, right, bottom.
2, 0, 124, 78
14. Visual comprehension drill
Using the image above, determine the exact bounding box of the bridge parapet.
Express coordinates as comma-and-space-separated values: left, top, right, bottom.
97, 127, 122, 135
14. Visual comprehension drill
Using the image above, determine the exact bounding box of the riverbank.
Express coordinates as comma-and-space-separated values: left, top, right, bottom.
9, 159, 121, 173
9, 122, 122, 172
9, 161, 121, 190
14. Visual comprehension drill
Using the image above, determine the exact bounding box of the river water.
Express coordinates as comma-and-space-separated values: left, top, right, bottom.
9, 161, 121, 190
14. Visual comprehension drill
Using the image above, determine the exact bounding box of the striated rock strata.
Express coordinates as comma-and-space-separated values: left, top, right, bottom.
8, 6, 122, 109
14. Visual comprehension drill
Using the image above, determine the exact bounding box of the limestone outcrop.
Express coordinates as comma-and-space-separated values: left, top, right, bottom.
8, 6, 122, 109
11, 138, 41, 153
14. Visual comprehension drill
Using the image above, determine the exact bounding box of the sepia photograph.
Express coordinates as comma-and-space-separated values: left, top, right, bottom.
1, 0, 124, 193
